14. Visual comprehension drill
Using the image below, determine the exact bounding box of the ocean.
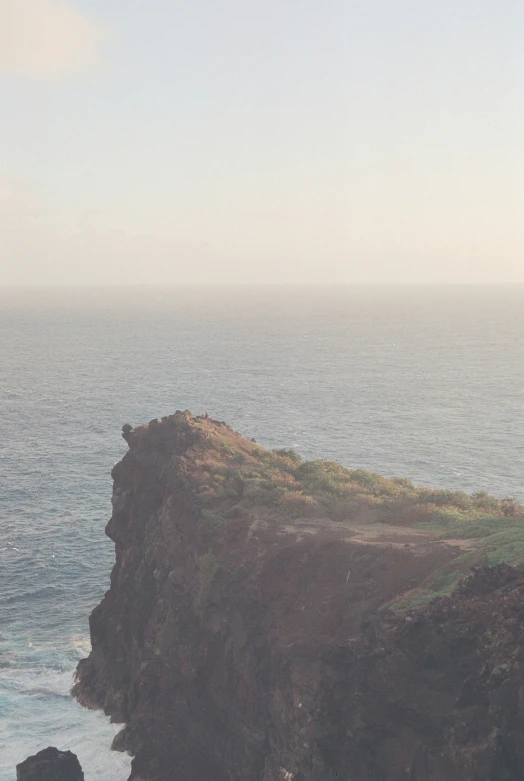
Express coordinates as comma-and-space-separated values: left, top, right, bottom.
1, 285, 523, 780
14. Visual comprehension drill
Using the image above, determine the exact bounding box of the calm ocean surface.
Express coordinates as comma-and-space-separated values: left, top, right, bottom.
1, 286, 523, 779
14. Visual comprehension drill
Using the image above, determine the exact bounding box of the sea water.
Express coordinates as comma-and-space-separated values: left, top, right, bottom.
1, 285, 523, 779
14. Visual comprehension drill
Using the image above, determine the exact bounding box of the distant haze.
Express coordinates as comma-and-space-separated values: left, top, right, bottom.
0, 0, 522, 285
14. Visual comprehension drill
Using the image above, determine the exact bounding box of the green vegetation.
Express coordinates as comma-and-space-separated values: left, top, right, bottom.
195, 435, 523, 529
278, 490, 319, 517
201, 509, 227, 526
391, 515, 524, 609
189, 418, 524, 608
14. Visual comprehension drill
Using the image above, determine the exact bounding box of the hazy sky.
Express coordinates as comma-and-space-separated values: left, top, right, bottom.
0, 0, 522, 284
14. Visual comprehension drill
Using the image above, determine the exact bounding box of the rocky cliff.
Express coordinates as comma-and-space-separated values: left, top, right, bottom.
73, 413, 524, 780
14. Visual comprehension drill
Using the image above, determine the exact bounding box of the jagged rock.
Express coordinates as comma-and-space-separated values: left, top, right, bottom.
16, 747, 84, 781
112, 726, 129, 752
72, 413, 524, 780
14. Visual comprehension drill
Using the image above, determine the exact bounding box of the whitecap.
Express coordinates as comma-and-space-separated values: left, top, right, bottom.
67, 635, 92, 656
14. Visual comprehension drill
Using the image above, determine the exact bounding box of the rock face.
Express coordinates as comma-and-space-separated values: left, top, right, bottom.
73, 413, 524, 780
16, 747, 84, 781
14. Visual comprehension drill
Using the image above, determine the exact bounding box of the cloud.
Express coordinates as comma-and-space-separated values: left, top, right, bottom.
0, 0, 105, 76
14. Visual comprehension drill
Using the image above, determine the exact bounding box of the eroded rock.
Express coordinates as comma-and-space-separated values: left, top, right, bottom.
16, 747, 84, 781
72, 413, 524, 780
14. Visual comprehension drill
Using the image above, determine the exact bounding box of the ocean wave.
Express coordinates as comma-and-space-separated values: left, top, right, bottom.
1, 584, 65, 605
67, 635, 92, 656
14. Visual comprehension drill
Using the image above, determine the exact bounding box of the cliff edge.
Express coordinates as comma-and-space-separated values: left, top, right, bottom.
73, 413, 524, 780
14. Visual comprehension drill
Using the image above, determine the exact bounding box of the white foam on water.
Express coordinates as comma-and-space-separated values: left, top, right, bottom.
0, 639, 131, 781
1, 693, 131, 781
67, 634, 92, 656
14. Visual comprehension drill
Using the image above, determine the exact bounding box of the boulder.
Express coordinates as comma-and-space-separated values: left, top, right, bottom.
16, 747, 84, 781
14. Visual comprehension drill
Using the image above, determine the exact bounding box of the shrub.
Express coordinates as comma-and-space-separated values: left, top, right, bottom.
429, 508, 472, 526
329, 496, 363, 522
346, 469, 394, 496
278, 491, 319, 517
224, 505, 244, 518
399, 502, 440, 525
501, 498, 523, 517
244, 484, 286, 506
392, 477, 415, 490
294, 461, 350, 495
422, 489, 471, 509
201, 509, 227, 525
471, 491, 501, 512
273, 448, 302, 463
195, 492, 214, 507
220, 442, 238, 459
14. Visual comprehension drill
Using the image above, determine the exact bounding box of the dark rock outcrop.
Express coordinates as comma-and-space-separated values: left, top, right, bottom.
16, 747, 84, 781
73, 413, 524, 780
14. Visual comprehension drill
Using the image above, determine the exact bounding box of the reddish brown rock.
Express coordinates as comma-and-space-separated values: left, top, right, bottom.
73, 413, 524, 780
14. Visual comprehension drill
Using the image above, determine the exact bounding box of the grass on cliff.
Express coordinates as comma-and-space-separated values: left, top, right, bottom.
192, 427, 523, 528
186, 416, 524, 606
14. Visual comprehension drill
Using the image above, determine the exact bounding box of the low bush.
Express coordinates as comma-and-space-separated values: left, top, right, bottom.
201, 509, 227, 525
273, 448, 302, 463
278, 490, 319, 517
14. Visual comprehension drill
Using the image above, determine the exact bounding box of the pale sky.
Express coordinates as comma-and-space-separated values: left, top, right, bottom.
0, 0, 522, 284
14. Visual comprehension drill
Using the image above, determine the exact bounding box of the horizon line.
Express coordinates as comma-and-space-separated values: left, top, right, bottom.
2, 282, 524, 289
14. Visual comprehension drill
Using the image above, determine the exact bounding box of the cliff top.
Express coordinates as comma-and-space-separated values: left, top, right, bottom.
120, 411, 524, 608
